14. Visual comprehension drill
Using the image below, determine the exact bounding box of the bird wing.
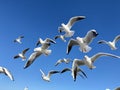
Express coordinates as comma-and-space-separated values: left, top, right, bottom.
61, 68, 71, 73
66, 39, 79, 54
91, 52, 120, 63
3, 67, 14, 81
83, 29, 98, 44
97, 40, 108, 44
77, 68, 87, 78
14, 55, 20, 59
66, 16, 86, 29
22, 48, 30, 55
47, 70, 60, 78
40, 69, 45, 76
24, 51, 42, 69
54, 59, 64, 66
113, 35, 120, 44
73, 59, 85, 66
19, 36, 24, 39
46, 38, 56, 44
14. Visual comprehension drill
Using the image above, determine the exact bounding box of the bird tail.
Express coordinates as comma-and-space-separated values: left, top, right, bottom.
65, 31, 75, 37
79, 45, 92, 53
44, 50, 52, 55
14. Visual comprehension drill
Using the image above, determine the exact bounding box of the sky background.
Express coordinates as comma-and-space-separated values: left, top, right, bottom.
0, 0, 120, 90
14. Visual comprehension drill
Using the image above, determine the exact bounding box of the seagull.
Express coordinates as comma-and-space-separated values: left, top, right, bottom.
66, 29, 98, 54
36, 38, 56, 47
54, 35, 66, 42
58, 16, 86, 37
0, 66, 14, 81
73, 52, 120, 69
24, 43, 52, 69
14, 36, 24, 44
40, 69, 60, 82
55, 58, 72, 66
14, 48, 30, 61
98, 35, 120, 50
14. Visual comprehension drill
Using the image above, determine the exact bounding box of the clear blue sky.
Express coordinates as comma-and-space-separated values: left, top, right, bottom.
0, 0, 120, 90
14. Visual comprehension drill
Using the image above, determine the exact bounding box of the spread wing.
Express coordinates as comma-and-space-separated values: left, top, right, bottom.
24, 51, 42, 69
66, 16, 86, 29
97, 40, 108, 44
14, 55, 20, 59
66, 39, 79, 54
46, 38, 56, 44
113, 35, 120, 44
22, 48, 30, 55
91, 52, 120, 63
61, 68, 71, 73
47, 70, 60, 78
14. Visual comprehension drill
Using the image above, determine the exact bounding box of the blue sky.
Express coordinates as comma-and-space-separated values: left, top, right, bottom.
0, 0, 120, 90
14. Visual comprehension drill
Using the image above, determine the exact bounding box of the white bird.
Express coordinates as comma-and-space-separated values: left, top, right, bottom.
58, 16, 86, 37
14, 36, 24, 44
54, 35, 66, 42
0, 66, 14, 81
40, 69, 60, 82
55, 58, 72, 66
66, 29, 98, 54
98, 35, 120, 50
73, 52, 120, 69
36, 38, 56, 47
14, 48, 30, 61
24, 43, 52, 69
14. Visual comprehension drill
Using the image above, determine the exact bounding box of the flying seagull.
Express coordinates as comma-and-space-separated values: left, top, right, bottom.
73, 52, 120, 69
66, 29, 98, 54
55, 58, 72, 66
24, 86, 28, 90
14, 48, 30, 61
0, 66, 14, 81
14, 36, 24, 44
58, 16, 86, 37
36, 38, 56, 47
98, 35, 120, 50
24, 42, 52, 69
40, 69, 60, 82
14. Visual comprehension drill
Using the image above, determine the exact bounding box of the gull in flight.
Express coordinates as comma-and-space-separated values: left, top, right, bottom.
58, 16, 86, 37
40, 69, 60, 82
24, 42, 53, 69
14, 36, 24, 44
24, 86, 28, 90
0, 66, 14, 81
66, 29, 98, 54
98, 35, 120, 50
54, 35, 66, 42
36, 38, 56, 47
55, 58, 72, 66
73, 52, 120, 69
14, 48, 30, 61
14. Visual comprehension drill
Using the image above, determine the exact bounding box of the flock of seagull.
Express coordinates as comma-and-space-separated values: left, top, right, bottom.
1, 16, 120, 89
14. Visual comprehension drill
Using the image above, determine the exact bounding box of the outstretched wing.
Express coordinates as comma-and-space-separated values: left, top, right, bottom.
46, 38, 56, 44
113, 35, 120, 44
66, 39, 79, 54
98, 40, 108, 44
91, 52, 120, 63
66, 16, 86, 29
61, 68, 71, 73
24, 51, 42, 69
22, 48, 30, 55
14, 55, 20, 59
48, 70, 60, 78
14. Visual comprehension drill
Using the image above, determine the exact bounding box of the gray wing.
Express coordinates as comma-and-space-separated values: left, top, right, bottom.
24, 51, 42, 69
54, 59, 64, 66
91, 52, 120, 63
22, 48, 30, 55
48, 70, 60, 78
66, 39, 79, 54
61, 68, 71, 73
77, 68, 87, 78
14, 55, 20, 59
73, 59, 85, 66
36, 40, 40, 47
18, 36, 24, 39
46, 38, 56, 44
97, 40, 108, 44
113, 35, 120, 44
83, 29, 98, 44
3, 67, 14, 81
66, 16, 86, 29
